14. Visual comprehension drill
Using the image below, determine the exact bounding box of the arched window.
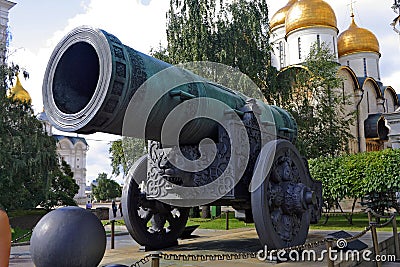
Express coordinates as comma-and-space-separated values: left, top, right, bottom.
279, 41, 284, 68
363, 58, 367, 77
298, 37, 302, 60
333, 36, 336, 55
377, 59, 380, 80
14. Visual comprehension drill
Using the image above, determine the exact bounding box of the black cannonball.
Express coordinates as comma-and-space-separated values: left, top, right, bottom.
30, 206, 106, 267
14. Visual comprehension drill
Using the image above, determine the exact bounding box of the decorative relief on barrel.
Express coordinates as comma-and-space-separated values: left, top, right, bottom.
104, 99, 118, 113
116, 62, 126, 78
91, 117, 108, 127
111, 81, 124, 96
126, 48, 147, 98
113, 46, 125, 60
101, 31, 122, 45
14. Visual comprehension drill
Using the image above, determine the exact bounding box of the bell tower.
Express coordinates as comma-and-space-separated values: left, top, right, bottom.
0, 0, 15, 63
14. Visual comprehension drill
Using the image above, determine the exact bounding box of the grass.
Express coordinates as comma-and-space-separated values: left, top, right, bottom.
103, 212, 399, 232
186, 212, 400, 232
311, 213, 399, 232
11, 227, 32, 243
13, 211, 395, 242
186, 212, 254, 230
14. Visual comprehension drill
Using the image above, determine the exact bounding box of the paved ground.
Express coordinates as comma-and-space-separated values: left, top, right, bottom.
10, 226, 400, 267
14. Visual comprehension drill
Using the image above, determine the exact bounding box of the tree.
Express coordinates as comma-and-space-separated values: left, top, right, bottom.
0, 73, 58, 210
152, 0, 275, 100
109, 138, 146, 176
92, 173, 122, 202
150, 0, 272, 218
42, 160, 79, 209
278, 43, 354, 158
309, 149, 400, 218
0, 62, 79, 211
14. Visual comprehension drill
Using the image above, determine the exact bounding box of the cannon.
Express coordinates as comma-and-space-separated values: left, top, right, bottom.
43, 26, 322, 250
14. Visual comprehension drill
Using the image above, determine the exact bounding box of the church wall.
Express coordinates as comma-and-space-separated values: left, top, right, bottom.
358, 80, 384, 152
73, 143, 87, 202
0, 0, 15, 62
362, 80, 380, 114
385, 112, 400, 149
56, 139, 88, 204
271, 26, 287, 70
286, 27, 338, 65
383, 88, 398, 113
337, 68, 360, 153
339, 52, 380, 81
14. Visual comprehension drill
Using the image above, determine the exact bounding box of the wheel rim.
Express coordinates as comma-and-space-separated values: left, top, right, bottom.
252, 140, 313, 249
121, 155, 189, 248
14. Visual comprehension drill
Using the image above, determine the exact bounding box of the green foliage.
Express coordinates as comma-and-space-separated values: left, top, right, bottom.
109, 138, 146, 176
42, 160, 79, 209
279, 43, 354, 158
0, 82, 58, 210
11, 227, 32, 242
311, 213, 399, 232
0, 62, 77, 211
153, 0, 275, 100
92, 173, 122, 201
309, 149, 400, 213
186, 210, 254, 230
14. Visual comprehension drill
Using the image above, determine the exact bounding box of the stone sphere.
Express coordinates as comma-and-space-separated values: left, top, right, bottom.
30, 206, 106, 267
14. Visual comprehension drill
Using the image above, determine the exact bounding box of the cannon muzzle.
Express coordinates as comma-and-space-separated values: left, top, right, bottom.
43, 26, 297, 144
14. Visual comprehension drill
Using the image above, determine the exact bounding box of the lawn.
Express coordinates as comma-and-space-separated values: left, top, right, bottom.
185, 212, 399, 232
186, 211, 254, 230
12, 211, 399, 243
311, 213, 398, 232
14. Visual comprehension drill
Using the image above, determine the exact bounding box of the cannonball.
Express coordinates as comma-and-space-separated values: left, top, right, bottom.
30, 206, 106, 267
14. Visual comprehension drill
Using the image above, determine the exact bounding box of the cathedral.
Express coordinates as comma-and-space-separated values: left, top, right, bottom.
269, 0, 399, 153
38, 110, 88, 204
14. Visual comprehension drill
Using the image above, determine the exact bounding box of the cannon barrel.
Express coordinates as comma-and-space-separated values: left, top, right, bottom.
43, 26, 296, 143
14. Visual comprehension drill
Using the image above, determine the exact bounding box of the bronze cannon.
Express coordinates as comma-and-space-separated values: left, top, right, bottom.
43, 26, 322, 250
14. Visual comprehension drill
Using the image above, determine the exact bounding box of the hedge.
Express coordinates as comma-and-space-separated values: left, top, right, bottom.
308, 149, 400, 212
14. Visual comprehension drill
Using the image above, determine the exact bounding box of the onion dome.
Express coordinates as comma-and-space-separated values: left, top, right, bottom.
285, 0, 337, 36
270, 0, 297, 30
337, 15, 380, 57
9, 75, 31, 103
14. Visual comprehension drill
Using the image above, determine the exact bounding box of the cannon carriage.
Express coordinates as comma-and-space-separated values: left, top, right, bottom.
43, 26, 322, 250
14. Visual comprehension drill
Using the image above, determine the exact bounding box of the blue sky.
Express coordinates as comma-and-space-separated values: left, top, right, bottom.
7, 0, 400, 185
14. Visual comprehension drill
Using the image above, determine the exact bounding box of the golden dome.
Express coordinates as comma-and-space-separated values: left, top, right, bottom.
9, 75, 31, 103
285, 0, 337, 36
337, 16, 380, 57
270, 0, 297, 30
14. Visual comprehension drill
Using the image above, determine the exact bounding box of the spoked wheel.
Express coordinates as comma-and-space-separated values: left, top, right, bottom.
251, 140, 316, 249
121, 155, 189, 249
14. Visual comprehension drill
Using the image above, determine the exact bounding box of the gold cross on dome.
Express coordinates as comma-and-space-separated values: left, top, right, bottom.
348, 0, 357, 17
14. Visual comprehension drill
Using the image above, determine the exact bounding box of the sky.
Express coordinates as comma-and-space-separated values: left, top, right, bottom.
6, 0, 400, 185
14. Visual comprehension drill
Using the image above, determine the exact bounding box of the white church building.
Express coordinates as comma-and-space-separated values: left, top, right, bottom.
38, 111, 88, 204
270, 0, 399, 153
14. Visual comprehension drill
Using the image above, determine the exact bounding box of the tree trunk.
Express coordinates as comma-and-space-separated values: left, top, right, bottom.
201, 206, 211, 219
